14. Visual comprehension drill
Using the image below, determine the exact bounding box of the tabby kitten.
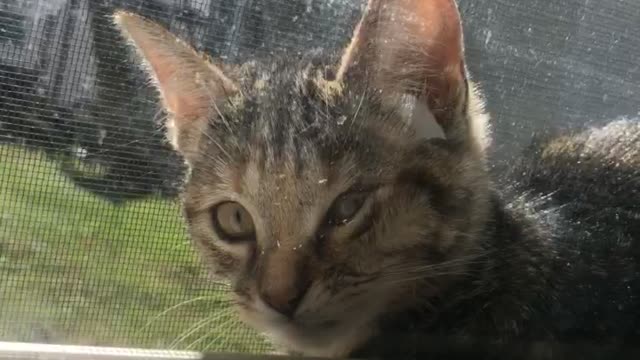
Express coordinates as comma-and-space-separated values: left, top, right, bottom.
114, 0, 639, 358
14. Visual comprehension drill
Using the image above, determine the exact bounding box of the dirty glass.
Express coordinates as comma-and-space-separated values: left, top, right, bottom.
0, 0, 638, 355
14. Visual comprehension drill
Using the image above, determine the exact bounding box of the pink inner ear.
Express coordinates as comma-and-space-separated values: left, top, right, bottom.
153, 61, 183, 114
339, 0, 467, 120
402, 0, 465, 112
145, 50, 206, 119
166, 95, 201, 120
115, 13, 217, 120
412, 0, 464, 70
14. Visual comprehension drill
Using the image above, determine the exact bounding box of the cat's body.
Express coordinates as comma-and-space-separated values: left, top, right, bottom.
113, 0, 640, 358
357, 120, 640, 358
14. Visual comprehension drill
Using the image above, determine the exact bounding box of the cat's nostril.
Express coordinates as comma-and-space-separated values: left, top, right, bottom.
259, 276, 311, 318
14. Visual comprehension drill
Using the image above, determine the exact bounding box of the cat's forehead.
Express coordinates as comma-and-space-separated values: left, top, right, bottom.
221, 57, 368, 162
228, 55, 444, 150
239, 53, 334, 86
189, 63, 396, 206
188, 55, 427, 200
238, 55, 343, 110
185, 136, 367, 217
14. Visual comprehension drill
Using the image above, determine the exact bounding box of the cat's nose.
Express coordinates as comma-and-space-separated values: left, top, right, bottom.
260, 280, 310, 318
257, 250, 311, 318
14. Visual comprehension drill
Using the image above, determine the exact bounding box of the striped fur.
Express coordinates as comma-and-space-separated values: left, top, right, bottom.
114, 1, 639, 358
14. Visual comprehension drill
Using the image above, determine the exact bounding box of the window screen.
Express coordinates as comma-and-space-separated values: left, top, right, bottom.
0, 0, 638, 355
0, 0, 363, 352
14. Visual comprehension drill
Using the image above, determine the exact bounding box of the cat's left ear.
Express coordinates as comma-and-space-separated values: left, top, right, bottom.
337, 0, 488, 152
113, 11, 238, 162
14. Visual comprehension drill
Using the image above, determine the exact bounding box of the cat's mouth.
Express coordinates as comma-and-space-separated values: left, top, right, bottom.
237, 296, 342, 332
233, 289, 381, 357
247, 308, 367, 356
276, 315, 341, 333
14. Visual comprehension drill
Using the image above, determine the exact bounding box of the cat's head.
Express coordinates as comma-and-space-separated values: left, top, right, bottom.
114, 0, 491, 356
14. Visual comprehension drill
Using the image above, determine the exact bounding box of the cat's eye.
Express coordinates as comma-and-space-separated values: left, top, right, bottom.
328, 192, 369, 226
211, 202, 255, 241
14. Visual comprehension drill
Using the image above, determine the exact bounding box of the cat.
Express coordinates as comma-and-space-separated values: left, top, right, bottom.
113, 0, 640, 358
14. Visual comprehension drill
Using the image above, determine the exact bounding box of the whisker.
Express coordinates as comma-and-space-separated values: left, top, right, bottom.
201, 314, 242, 351
201, 77, 237, 132
380, 270, 474, 285
384, 259, 485, 276
136, 295, 229, 335
382, 252, 491, 275
168, 240, 190, 252
196, 127, 233, 162
182, 312, 238, 351
170, 308, 234, 349
169, 315, 218, 349
183, 327, 218, 351
353, 87, 370, 137
210, 282, 234, 289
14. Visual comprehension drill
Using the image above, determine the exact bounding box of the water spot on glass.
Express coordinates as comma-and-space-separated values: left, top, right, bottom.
484, 30, 492, 46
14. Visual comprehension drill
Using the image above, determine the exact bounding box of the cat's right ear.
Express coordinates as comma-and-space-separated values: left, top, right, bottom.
113, 11, 237, 162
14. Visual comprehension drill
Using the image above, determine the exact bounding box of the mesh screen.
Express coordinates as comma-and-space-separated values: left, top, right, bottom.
1, 0, 639, 355
0, 0, 362, 353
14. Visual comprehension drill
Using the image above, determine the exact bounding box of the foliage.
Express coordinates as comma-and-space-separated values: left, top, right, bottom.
0, 145, 270, 352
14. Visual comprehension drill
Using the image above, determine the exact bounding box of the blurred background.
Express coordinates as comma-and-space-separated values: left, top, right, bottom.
0, 0, 638, 353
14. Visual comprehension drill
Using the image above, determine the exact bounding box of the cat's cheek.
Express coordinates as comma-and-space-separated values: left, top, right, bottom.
193, 242, 238, 280
189, 235, 250, 283
211, 238, 253, 261
234, 293, 288, 343
376, 204, 443, 254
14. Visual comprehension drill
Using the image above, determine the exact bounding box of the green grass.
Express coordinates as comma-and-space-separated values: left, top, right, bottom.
0, 145, 270, 353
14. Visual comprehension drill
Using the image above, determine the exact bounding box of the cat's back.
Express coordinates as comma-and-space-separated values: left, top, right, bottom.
517, 118, 639, 231
511, 118, 640, 341
525, 118, 639, 185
